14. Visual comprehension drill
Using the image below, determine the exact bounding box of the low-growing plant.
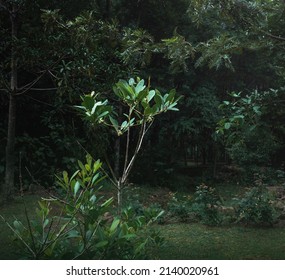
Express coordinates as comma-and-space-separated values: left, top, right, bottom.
191, 184, 222, 226
1, 155, 163, 259
91, 206, 164, 259
234, 186, 280, 226
167, 193, 193, 222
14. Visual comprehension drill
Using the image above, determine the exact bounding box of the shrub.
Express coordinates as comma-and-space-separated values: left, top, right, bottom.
234, 186, 279, 226
191, 184, 222, 226
167, 193, 193, 222
1, 155, 163, 259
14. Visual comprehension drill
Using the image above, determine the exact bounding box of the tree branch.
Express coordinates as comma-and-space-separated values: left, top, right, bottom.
121, 120, 152, 184
0, 0, 9, 12
261, 29, 285, 42
15, 54, 67, 95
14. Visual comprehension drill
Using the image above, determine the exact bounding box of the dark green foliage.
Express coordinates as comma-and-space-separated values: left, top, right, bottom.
234, 186, 279, 226
1, 155, 163, 259
167, 193, 193, 222
217, 89, 283, 168
191, 184, 222, 226
1, 0, 285, 216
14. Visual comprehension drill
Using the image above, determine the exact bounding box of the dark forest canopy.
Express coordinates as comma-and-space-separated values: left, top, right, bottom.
1, 0, 285, 201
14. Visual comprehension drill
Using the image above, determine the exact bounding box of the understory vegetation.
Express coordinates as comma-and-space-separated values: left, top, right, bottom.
1, 0, 285, 259
1, 169, 285, 259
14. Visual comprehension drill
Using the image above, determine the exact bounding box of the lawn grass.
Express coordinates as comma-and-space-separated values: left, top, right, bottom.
1, 193, 285, 260
156, 223, 285, 260
0, 195, 40, 259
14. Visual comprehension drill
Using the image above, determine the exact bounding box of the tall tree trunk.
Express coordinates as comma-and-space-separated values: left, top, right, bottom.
4, 5, 18, 201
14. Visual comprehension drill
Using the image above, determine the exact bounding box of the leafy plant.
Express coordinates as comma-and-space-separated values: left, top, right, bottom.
167, 193, 193, 222
76, 77, 180, 214
217, 90, 281, 167
1, 155, 163, 259
91, 207, 164, 260
234, 186, 279, 226
191, 184, 222, 225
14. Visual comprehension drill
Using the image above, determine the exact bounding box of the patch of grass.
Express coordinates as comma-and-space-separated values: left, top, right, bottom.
0, 195, 40, 259
2, 188, 285, 260
156, 223, 285, 259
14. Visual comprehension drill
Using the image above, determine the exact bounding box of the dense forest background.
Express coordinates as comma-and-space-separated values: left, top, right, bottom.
1, 0, 285, 202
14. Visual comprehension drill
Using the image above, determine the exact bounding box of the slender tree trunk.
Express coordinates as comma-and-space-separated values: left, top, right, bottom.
195, 145, 199, 166
4, 5, 18, 201
114, 138, 120, 176
117, 179, 122, 216
114, 105, 122, 177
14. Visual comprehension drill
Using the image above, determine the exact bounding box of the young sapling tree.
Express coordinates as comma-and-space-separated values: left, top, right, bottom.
76, 77, 180, 214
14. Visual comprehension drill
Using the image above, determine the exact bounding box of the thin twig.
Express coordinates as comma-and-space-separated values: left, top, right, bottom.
0, 215, 36, 258
122, 120, 149, 184
72, 220, 101, 260
103, 155, 119, 187
15, 54, 67, 96
23, 201, 38, 257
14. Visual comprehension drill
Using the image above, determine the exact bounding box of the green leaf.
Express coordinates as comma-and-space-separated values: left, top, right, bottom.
167, 102, 179, 111
67, 230, 80, 238
90, 194, 97, 204
116, 80, 135, 100
43, 219, 49, 229
135, 79, 145, 94
154, 92, 163, 107
121, 120, 128, 130
95, 240, 108, 248
100, 197, 113, 208
224, 122, 231, 129
13, 220, 23, 231
168, 107, 179, 111
82, 95, 94, 111
166, 89, 176, 103
63, 171, 69, 185
96, 110, 110, 120
144, 105, 153, 116
78, 160, 85, 172
110, 218, 120, 233
147, 90, 155, 102
91, 173, 100, 185
122, 233, 136, 239
93, 160, 102, 173
85, 164, 91, 172
91, 101, 99, 115
137, 89, 148, 101
70, 170, 80, 182
253, 106, 261, 114
129, 78, 135, 86
109, 116, 119, 131
74, 181, 80, 196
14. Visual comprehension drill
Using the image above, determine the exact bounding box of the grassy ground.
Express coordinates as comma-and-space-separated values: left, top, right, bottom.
1, 189, 285, 260
156, 223, 285, 259
0, 195, 40, 259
